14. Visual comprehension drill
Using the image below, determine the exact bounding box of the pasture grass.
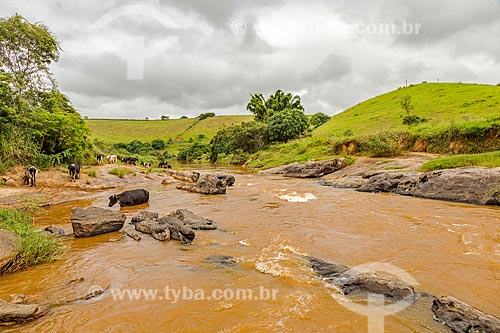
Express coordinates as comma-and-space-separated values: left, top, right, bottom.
421, 151, 500, 172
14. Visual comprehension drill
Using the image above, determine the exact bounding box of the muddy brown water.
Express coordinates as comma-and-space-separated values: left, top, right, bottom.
1, 165, 499, 332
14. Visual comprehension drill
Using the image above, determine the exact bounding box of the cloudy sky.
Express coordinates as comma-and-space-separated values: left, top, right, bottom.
2, 0, 500, 119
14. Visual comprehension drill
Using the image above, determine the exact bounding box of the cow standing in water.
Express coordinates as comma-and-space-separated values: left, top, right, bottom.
108, 189, 149, 207
68, 163, 80, 181
24, 166, 38, 187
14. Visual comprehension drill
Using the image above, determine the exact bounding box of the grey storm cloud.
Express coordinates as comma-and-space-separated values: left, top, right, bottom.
1, 0, 499, 119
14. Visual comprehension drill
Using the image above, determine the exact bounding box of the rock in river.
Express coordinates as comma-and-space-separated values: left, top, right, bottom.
260, 158, 347, 178
0, 299, 49, 324
176, 173, 228, 195
71, 207, 126, 237
357, 167, 500, 205
0, 229, 20, 272
173, 209, 218, 230
432, 296, 500, 333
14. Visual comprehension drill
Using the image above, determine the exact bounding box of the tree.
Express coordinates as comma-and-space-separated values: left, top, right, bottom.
400, 95, 415, 117
160, 115, 169, 120
247, 90, 304, 122
151, 139, 165, 150
198, 112, 215, 120
180, 116, 188, 119
400, 95, 426, 126
310, 112, 330, 128
0, 15, 60, 101
267, 108, 309, 142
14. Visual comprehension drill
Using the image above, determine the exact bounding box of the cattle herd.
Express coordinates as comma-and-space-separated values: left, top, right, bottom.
22, 154, 173, 187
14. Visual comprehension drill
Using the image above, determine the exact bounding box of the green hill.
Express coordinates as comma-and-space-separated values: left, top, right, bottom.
248, 83, 500, 168
87, 115, 253, 144
313, 82, 500, 138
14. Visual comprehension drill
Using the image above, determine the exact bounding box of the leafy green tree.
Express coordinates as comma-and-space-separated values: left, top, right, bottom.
310, 112, 330, 128
400, 95, 415, 117
0, 15, 60, 101
198, 112, 215, 120
177, 142, 210, 161
267, 108, 309, 143
160, 115, 169, 120
210, 122, 268, 162
180, 115, 188, 119
247, 90, 304, 122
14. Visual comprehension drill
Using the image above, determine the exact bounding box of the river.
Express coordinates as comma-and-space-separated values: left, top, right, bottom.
1, 165, 499, 332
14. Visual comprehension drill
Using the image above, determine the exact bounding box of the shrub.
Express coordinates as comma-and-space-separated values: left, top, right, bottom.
85, 169, 97, 178
403, 115, 427, 126
210, 121, 269, 163
267, 108, 309, 143
151, 139, 165, 150
177, 143, 210, 161
310, 112, 330, 128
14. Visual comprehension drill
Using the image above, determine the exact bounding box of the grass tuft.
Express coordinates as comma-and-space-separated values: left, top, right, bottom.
421, 151, 500, 172
0, 209, 63, 274
109, 167, 136, 178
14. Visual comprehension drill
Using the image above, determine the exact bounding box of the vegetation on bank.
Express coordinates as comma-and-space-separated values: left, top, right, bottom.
421, 151, 500, 172
0, 208, 63, 274
0, 15, 91, 173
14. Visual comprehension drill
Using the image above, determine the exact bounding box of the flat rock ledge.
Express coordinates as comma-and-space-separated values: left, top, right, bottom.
0, 230, 20, 273
322, 167, 500, 205
71, 207, 126, 237
309, 257, 500, 332
259, 158, 347, 178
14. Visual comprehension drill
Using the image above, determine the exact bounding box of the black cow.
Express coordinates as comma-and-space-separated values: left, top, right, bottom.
97, 154, 105, 166
158, 161, 172, 169
68, 163, 80, 181
123, 157, 138, 165
24, 166, 38, 187
108, 189, 149, 207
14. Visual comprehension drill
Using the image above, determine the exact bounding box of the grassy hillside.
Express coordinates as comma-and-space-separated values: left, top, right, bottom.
248, 83, 500, 168
87, 115, 253, 144
313, 83, 500, 138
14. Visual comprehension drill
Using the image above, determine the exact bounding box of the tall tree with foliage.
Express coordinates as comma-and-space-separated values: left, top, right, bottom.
247, 90, 304, 122
0, 14, 89, 170
0, 15, 60, 102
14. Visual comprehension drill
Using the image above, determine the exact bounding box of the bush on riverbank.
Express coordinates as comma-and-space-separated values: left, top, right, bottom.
0, 208, 63, 274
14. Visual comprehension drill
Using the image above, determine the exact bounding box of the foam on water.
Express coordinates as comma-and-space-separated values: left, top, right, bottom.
278, 192, 318, 203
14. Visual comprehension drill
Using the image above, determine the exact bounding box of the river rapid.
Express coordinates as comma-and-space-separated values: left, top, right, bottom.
1, 165, 499, 332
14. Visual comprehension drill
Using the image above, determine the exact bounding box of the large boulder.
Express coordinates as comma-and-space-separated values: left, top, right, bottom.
173, 209, 218, 230
71, 207, 126, 237
0, 299, 49, 324
165, 170, 200, 183
130, 211, 198, 244
260, 158, 347, 178
413, 168, 500, 205
0, 230, 20, 272
176, 174, 227, 195
432, 296, 500, 333
309, 257, 415, 300
357, 167, 500, 205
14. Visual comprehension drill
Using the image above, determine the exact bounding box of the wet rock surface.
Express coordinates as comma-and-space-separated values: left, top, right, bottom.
309, 257, 500, 332
176, 174, 228, 195
309, 257, 415, 300
432, 296, 500, 333
71, 207, 126, 237
0, 300, 49, 324
173, 209, 218, 230
130, 210, 219, 244
260, 158, 347, 178
207, 255, 237, 267
356, 167, 500, 205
